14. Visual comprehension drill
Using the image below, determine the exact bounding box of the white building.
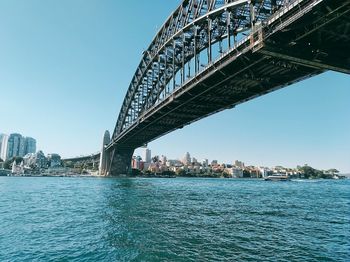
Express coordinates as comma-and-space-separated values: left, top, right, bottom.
23, 151, 47, 169
259, 167, 272, 178
225, 167, 244, 178
0, 134, 3, 158
12, 160, 24, 175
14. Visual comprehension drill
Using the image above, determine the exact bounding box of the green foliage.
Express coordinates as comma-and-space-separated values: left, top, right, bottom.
63, 161, 74, 168
4, 160, 12, 170
176, 169, 187, 176
14, 157, 23, 164
222, 172, 232, 178
243, 170, 251, 178
298, 165, 334, 179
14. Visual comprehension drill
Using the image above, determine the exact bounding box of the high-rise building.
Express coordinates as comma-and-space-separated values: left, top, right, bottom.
6, 133, 23, 159
182, 152, 191, 165
25, 137, 36, 155
0, 134, 9, 160
0, 133, 37, 160
19, 136, 26, 157
0, 134, 3, 160
144, 148, 151, 163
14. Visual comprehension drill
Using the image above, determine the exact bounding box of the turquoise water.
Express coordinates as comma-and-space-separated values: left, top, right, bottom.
0, 177, 349, 261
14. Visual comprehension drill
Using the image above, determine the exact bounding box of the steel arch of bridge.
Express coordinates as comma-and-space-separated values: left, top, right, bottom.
113, 0, 290, 140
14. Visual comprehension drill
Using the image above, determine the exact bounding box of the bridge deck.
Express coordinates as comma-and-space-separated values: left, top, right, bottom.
109, 0, 350, 152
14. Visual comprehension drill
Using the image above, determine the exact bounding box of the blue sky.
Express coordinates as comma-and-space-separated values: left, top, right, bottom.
0, 1, 349, 172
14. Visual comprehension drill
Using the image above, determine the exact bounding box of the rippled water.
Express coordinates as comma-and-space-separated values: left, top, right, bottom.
0, 177, 349, 261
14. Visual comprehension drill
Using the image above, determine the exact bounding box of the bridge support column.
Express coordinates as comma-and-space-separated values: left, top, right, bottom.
99, 130, 111, 176
108, 149, 134, 176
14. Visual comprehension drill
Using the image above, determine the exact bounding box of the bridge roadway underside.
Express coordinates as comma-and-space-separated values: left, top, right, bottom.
108, 0, 350, 176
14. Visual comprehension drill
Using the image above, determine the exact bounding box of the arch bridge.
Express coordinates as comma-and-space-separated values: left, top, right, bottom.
100, 0, 350, 176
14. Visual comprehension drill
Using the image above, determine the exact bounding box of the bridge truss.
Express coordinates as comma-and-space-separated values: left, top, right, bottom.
113, 0, 292, 138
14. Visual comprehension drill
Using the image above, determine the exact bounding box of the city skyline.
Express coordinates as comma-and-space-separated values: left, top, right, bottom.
0, 1, 349, 172
0, 132, 37, 161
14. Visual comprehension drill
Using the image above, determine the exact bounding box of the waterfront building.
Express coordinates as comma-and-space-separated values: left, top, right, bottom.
11, 160, 24, 175
132, 156, 143, 170
35, 151, 48, 168
47, 154, 61, 168
23, 151, 48, 169
232, 167, 244, 178
259, 167, 272, 178
23, 153, 36, 167
144, 148, 151, 163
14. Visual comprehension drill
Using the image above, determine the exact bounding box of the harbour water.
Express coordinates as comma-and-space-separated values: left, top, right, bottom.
0, 177, 349, 261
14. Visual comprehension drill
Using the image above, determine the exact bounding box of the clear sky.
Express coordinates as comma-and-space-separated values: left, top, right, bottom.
0, 1, 349, 173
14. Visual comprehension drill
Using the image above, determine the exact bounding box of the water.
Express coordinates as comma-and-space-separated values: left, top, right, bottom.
0, 177, 349, 261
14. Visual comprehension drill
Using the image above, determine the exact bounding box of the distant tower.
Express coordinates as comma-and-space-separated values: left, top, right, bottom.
144, 148, 151, 163
182, 152, 191, 165
99, 130, 111, 176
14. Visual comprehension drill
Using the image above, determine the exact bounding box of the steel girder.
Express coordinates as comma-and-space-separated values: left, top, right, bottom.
112, 0, 291, 140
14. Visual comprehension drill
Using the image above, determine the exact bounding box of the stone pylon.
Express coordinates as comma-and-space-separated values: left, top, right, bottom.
108, 149, 134, 176
99, 130, 111, 176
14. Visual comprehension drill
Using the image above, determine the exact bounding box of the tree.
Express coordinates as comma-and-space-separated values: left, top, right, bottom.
327, 169, 339, 175
243, 170, 251, 178
299, 165, 317, 179
14, 157, 23, 164
4, 158, 15, 170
